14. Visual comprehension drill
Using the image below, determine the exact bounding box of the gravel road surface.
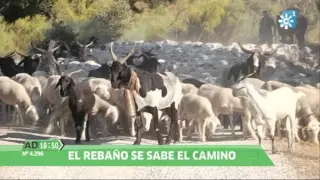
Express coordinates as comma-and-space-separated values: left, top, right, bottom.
0, 125, 319, 179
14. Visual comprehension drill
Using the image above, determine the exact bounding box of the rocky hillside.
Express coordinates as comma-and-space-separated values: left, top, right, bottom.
87, 40, 319, 85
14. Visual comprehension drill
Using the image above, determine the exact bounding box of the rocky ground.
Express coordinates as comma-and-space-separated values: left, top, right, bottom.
90, 40, 319, 85
0, 123, 319, 179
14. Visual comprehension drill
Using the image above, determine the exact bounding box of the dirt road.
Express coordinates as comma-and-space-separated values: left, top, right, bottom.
0, 126, 319, 179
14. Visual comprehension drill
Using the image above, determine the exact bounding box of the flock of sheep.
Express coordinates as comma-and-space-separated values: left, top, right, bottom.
0, 39, 319, 155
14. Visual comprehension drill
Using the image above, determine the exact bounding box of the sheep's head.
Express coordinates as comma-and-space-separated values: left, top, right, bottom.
302, 116, 320, 144
55, 75, 75, 97
25, 105, 39, 125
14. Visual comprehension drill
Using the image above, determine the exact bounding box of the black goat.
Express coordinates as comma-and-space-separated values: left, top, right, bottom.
55, 75, 89, 144
87, 42, 136, 79
17, 54, 42, 75
227, 42, 279, 82
0, 51, 24, 78
88, 44, 161, 78
0, 50, 41, 77
75, 40, 99, 62
126, 50, 161, 73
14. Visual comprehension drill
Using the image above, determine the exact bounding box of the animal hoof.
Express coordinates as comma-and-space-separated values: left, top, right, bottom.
75, 140, 81, 144
85, 138, 91, 142
158, 139, 165, 145
272, 150, 277, 154
165, 139, 171, 145
45, 129, 52, 134
133, 141, 141, 145
207, 136, 213, 141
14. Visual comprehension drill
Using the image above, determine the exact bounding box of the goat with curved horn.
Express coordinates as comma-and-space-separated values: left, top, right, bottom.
109, 42, 137, 64
76, 41, 94, 48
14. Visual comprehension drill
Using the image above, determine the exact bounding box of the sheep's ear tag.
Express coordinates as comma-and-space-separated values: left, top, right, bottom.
31, 55, 36, 59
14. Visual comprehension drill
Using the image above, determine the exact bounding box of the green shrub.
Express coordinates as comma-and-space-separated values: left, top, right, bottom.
9, 15, 51, 52
0, 17, 15, 55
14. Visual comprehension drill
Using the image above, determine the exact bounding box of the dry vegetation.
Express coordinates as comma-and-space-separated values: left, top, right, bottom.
0, 0, 319, 55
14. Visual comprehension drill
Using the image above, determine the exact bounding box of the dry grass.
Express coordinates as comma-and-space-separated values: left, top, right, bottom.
276, 138, 320, 179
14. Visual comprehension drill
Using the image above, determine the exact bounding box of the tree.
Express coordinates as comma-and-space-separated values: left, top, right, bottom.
0, 0, 53, 23
52, 0, 116, 22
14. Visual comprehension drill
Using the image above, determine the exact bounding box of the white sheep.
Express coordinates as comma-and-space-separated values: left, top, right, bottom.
181, 83, 199, 94
197, 83, 254, 139
261, 80, 320, 144
43, 75, 72, 135
11, 73, 45, 120
12, 73, 42, 103
78, 78, 112, 101
32, 70, 49, 89
178, 93, 221, 142
81, 92, 119, 138
231, 81, 305, 153
0, 76, 39, 126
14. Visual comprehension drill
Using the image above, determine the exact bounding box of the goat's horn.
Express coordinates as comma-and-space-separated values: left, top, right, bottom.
85, 41, 94, 48
237, 71, 256, 83
238, 42, 256, 54
31, 41, 46, 53
35, 56, 43, 70
119, 42, 136, 64
109, 42, 119, 61
76, 41, 84, 47
52, 44, 62, 52
15, 51, 28, 57
66, 69, 82, 77
262, 47, 279, 56
3, 50, 16, 58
